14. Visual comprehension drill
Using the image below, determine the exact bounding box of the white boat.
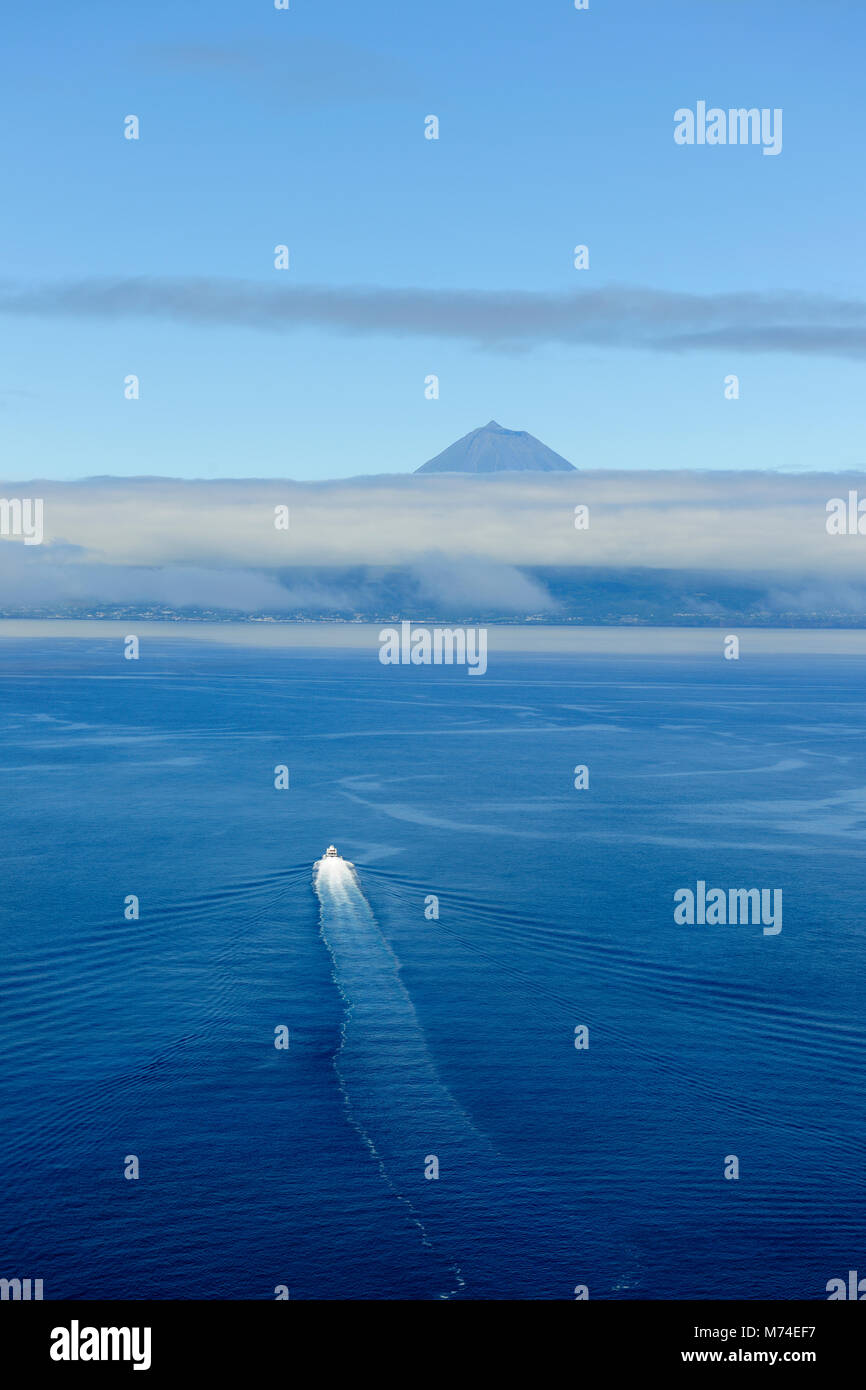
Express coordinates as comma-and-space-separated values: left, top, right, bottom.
324, 845, 339, 858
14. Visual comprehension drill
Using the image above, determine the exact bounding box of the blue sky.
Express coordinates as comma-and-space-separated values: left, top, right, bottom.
1, 0, 865, 479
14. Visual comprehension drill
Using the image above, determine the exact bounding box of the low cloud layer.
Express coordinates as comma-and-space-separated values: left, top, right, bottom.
0, 550, 296, 611
1, 471, 865, 617
0, 471, 862, 571
3, 279, 866, 356
141, 37, 415, 107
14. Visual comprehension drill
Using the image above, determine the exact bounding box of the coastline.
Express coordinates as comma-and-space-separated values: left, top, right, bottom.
5, 618, 866, 655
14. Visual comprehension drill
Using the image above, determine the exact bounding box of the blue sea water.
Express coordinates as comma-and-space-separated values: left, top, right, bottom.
1, 637, 864, 1300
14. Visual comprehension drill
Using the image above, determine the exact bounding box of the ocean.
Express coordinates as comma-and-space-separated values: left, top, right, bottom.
1, 630, 864, 1300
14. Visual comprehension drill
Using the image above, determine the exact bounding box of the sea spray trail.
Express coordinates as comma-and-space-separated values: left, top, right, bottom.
313, 852, 526, 1298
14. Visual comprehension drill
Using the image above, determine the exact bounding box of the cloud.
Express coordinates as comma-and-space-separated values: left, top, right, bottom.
0, 544, 556, 617
3, 279, 866, 357
411, 555, 559, 613
0, 551, 553, 618
763, 580, 866, 615
0, 472, 863, 589
140, 38, 415, 107
0, 549, 295, 611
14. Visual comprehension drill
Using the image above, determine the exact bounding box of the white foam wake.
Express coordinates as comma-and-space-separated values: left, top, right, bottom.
313, 855, 501, 1297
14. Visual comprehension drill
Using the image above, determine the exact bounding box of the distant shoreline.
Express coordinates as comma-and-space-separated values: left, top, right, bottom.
5, 619, 866, 656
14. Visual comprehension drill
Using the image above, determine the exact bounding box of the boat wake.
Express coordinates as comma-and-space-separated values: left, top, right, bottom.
313, 851, 505, 1298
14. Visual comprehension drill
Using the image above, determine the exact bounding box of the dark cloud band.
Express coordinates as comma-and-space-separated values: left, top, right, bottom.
2, 279, 866, 357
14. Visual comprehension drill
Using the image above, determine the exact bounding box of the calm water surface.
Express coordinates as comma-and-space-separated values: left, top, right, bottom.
1, 637, 863, 1298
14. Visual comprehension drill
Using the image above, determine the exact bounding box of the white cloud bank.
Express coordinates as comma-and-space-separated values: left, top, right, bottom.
0, 471, 861, 567
1, 471, 865, 612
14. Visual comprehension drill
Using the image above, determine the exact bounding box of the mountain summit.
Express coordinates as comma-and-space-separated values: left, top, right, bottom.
414, 420, 576, 474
